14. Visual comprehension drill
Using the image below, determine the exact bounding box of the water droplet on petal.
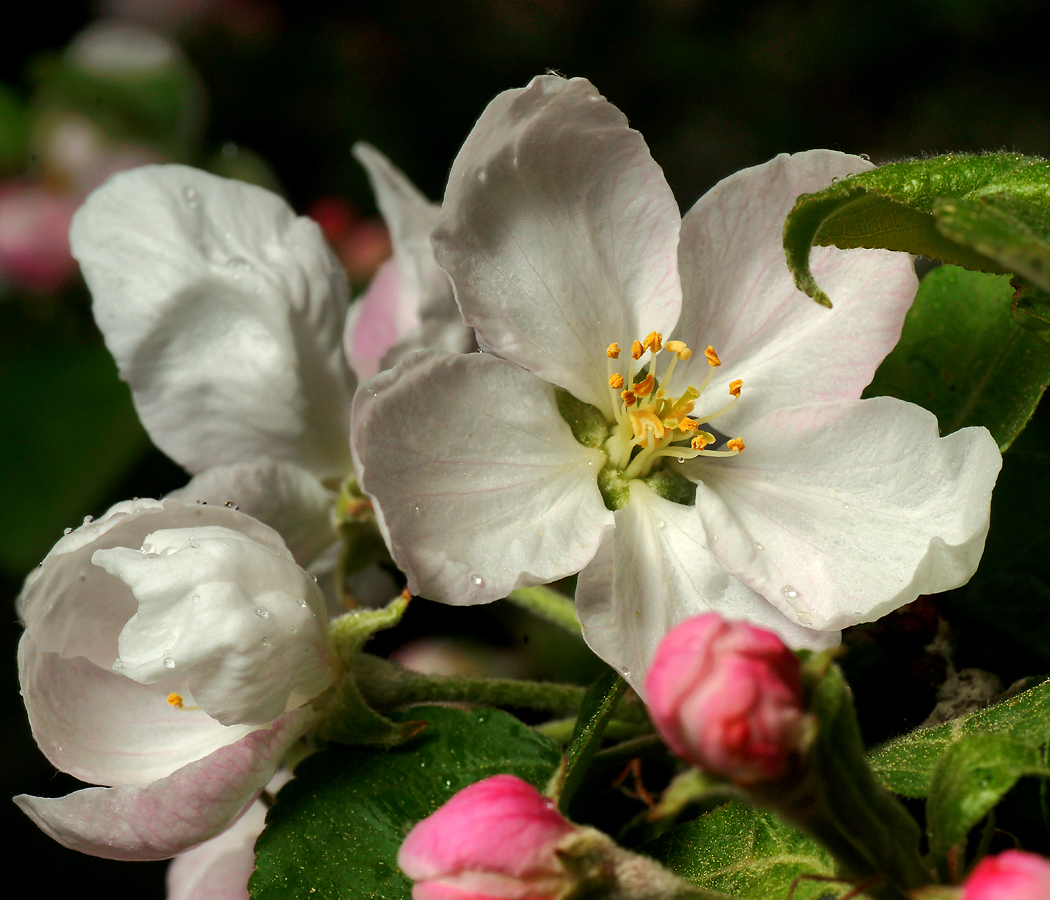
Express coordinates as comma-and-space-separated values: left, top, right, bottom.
470, 574, 484, 587
164, 656, 176, 669
254, 607, 270, 618
83, 515, 94, 525
112, 657, 124, 669
621, 668, 632, 679
191, 594, 200, 604
677, 456, 685, 463
781, 585, 799, 599
754, 542, 763, 551
63, 527, 73, 535
297, 598, 308, 608
658, 520, 666, 529
183, 186, 198, 209
261, 637, 270, 646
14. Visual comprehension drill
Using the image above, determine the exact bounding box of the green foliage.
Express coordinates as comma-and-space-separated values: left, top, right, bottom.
869, 678, 1050, 798
645, 801, 857, 900
250, 706, 561, 900
925, 733, 1050, 861
864, 265, 1050, 451
782, 152, 1050, 307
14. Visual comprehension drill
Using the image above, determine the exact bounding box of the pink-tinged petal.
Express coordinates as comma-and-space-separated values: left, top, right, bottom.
399, 775, 573, 882
351, 351, 612, 605
70, 165, 356, 479
0, 181, 77, 291
674, 151, 918, 431
690, 398, 1001, 631
167, 459, 337, 567
432, 75, 681, 418
19, 636, 254, 788
575, 480, 837, 695
348, 144, 473, 380
166, 771, 291, 900
14, 708, 312, 862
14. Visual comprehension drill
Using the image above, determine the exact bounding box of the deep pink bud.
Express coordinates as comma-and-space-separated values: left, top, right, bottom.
645, 613, 805, 784
398, 774, 575, 900
0, 182, 77, 292
962, 850, 1050, 900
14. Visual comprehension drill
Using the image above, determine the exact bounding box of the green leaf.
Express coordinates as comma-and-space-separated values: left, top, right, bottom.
868, 678, 1050, 798
250, 706, 561, 900
782, 152, 1050, 307
925, 733, 1050, 861
645, 800, 860, 900
864, 265, 1050, 450
554, 666, 626, 815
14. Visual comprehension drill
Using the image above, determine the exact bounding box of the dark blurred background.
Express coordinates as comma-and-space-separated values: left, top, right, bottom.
3, 1, 1049, 896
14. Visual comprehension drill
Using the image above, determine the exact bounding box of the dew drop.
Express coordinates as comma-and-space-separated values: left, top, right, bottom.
63, 527, 73, 535
309, 574, 318, 583
261, 637, 270, 647
112, 657, 124, 669
621, 668, 632, 679
191, 594, 201, 604
658, 520, 666, 529
470, 574, 484, 587
254, 607, 270, 618
183, 186, 198, 209
83, 515, 94, 525
781, 585, 799, 599
754, 542, 764, 551
164, 656, 176, 669
189, 542, 200, 550
297, 598, 308, 608
289, 625, 297, 633
443, 778, 452, 789
477, 170, 487, 183
797, 613, 813, 627
677, 456, 685, 463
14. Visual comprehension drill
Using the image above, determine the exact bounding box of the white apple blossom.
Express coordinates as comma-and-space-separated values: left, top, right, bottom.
350, 75, 1002, 688
70, 151, 469, 565
14, 498, 335, 860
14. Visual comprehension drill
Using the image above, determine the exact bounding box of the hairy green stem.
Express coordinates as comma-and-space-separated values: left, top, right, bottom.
506, 585, 582, 637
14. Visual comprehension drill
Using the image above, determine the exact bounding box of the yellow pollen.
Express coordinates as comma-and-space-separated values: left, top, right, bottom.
729, 379, 742, 397
631, 340, 643, 360
677, 418, 699, 432
633, 372, 656, 398
609, 373, 624, 390
727, 438, 745, 454
621, 390, 637, 407
167, 692, 184, 709
630, 408, 666, 442
606, 342, 621, 359
642, 331, 663, 353
705, 346, 721, 367
691, 434, 711, 450
664, 340, 692, 360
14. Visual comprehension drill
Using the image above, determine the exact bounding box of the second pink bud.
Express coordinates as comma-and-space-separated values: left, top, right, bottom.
645, 613, 807, 784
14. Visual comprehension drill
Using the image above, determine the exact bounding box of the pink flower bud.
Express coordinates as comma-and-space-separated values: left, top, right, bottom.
962, 850, 1050, 900
0, 181, 77, 292
398, 774, 575, 900
645, 613, 805, 784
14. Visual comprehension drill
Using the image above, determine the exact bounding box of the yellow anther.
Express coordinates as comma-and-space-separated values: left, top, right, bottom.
606, 342, 621, 359
705, 346, 721, 367
167, 692, 184, 709
630, 408, 666, 442
609, 373, 624, 390
642, 331, 663, 353
677, 418, 699, 432
631, 340, 643, 360
729, 379, 742, 398
664, 340, 692, 360
633, 372, 656, 398
621, 390, 637, 407
727, 438, 745, 454
691, 434, 711, 450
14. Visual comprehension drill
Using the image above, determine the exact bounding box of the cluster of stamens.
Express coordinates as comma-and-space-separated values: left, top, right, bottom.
604, 331, 745, 480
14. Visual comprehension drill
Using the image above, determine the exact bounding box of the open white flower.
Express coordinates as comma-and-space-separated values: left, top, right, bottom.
351, 75, 1002, 687
15, 498, 335, 860
70, 152, 469, 568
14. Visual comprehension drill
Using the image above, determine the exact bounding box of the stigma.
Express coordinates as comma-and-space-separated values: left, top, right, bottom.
603, 332, 746, 480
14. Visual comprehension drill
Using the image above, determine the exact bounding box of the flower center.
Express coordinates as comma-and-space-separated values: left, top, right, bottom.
603, 331, 745, 481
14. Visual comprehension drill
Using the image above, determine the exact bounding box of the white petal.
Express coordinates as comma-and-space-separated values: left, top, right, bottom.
167, 459, 338, 567
19, 635, 254, 788
70, 165, 356, 478
344, 259, 419, 381
351, 350, 613, 604
690, 398, 1002, 631
674, 151, 918, 431
94, 525, 334, 725
14, 709, 311, 861
432, 75, 681, 417
166, 771, 290, 900
575, 480, 837, 695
